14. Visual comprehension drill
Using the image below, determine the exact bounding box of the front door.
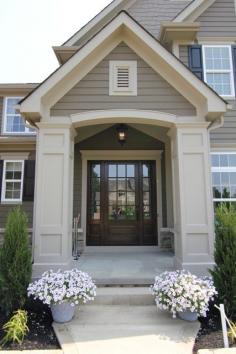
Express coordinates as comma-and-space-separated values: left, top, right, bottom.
87, 161, 157, 246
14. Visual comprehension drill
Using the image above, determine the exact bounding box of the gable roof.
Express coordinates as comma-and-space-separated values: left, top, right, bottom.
173, 0, 216, 22
19, 11, 227, 121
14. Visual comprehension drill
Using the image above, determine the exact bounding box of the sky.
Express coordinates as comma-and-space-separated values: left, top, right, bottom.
0, 0, 112, 83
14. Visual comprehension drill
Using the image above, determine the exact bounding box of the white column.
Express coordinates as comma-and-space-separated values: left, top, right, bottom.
169, 124, 214, 276
33, 122, 75, 277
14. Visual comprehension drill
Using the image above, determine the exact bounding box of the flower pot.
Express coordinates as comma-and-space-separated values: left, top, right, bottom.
51, 302, 75, 323
177, 310, 198, 322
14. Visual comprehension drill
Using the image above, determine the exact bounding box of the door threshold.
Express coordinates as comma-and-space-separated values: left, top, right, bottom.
84, 246, 160, 253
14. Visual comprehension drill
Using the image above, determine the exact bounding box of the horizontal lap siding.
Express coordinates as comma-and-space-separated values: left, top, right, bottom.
128, 0, 192, 38
0, 202, 34, 230
197, 0, 236, 37
210, 101, 236, 144
51, 43, 196, 116
179, 46, 189, 67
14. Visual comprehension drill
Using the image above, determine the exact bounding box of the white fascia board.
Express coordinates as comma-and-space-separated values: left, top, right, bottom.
20, 12, 227, 118
174, 0, 215, 22
64, 0, 132, 46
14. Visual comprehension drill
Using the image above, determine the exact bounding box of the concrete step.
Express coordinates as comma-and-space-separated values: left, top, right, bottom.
92, 287, 155, 306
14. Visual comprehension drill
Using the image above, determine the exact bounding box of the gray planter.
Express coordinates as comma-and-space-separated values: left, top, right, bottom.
177, 310, 198, 322
51, 302, 75, 323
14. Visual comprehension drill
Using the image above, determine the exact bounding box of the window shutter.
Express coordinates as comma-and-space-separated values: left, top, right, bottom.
232, 46, 236, 92
23, 160, 35, 202
188, 45, 203, 80
0, 160, 3, 201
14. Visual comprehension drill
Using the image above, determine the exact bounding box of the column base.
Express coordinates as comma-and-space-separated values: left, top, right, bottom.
32, 259, 73, 279
174, 257, 215, 276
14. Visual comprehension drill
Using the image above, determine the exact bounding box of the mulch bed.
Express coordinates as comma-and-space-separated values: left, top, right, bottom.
193, 302, 236, 353
0, 299, 60, 350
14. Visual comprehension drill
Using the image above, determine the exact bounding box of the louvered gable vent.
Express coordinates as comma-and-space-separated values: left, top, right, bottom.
109, 61, 137, 96
116, 66, 130, 88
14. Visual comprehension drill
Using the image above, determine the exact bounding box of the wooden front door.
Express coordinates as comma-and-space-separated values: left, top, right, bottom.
87, 161, 157, 246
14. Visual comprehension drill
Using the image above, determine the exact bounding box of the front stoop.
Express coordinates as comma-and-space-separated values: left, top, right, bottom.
53, 287, 200, 354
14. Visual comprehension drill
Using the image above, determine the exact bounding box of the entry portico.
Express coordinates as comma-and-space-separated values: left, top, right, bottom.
18, 11, 228, 277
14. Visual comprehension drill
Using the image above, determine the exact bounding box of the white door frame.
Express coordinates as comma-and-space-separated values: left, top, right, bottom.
80, 150, 163, 248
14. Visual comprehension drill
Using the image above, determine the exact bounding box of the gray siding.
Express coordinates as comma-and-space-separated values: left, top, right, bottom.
0, 202, 34, 230
210, 101, 236, 144
196, 0, 236, 37
51, 43, 196, 116
128, 0, 192, 38
73, 125, 168, 227
179, 45, 189, 67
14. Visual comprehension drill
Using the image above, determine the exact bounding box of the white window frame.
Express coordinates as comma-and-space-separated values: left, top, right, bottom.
3, 97, 35, 135
211, 152, 236, 204
109, 61, 137, 96
1, 160, 24, 203
202, 45, 235, 99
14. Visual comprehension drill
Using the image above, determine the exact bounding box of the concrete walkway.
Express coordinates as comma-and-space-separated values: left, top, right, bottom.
54, 287, 200, 354
72, 247, 174, 285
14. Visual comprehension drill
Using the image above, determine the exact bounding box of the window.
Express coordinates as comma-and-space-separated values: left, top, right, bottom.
3, 97, 35, 134
1, 160, 24, 202
211, 153, 236, 210
109, 61, 137, 96
202, 46, 235, 97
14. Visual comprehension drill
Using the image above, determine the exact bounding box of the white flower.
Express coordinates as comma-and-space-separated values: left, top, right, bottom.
27, 269, 96, 307
150, 270, 217, 318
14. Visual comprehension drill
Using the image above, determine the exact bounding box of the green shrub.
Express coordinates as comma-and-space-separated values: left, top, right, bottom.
0, 310, 29, 347
0, 207, 32, 313
210, 204, 236, 319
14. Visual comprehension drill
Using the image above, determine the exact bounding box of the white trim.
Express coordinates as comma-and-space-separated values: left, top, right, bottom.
211, 151, 236, 204
3, 97, 35, 135
0, 152, 29, 160
1, 160, 24, 203
63, 0, 136, 46
202, 45, 235, 99
80, 150, 163, 249
109, 60, 137, 96
174, 0, 216, 22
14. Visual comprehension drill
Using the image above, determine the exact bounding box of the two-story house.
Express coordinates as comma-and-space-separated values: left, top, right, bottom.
0, 0, 235, 277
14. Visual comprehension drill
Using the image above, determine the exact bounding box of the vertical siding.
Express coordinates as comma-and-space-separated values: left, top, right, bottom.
179, 45, 189, 67
197, 0, 236, 37
51, 43, 196, 116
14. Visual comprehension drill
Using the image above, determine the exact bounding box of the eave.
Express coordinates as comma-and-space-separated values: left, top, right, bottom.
53, 46, 78, 64
160, 22, 200, 45
0, 83, 38, 96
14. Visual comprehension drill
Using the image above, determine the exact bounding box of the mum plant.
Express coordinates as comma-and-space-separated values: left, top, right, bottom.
27, 269, 96, 307
150, 270, 217, 318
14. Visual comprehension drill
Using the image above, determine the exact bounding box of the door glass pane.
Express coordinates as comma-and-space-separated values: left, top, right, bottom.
109, 178, 117, 191
143, 192, 150, 205
143, 178, 150, 192
118, 191, 126, 205
92, 164, 100, 178
127, 164, 135, 177
118, 164, 126, 177
109, 164, 117, 177
109, 192, 116, 206
127, 178, 135, 191
127, 192, 135, 205
118, 178, 126, 191
125, 206, 136, 220
144, 205, 151, 220
91, 206, 100, 220
143, 164, 149, 177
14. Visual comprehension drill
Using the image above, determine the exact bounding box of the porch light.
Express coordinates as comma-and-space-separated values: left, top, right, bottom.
117, 124, 127, 146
